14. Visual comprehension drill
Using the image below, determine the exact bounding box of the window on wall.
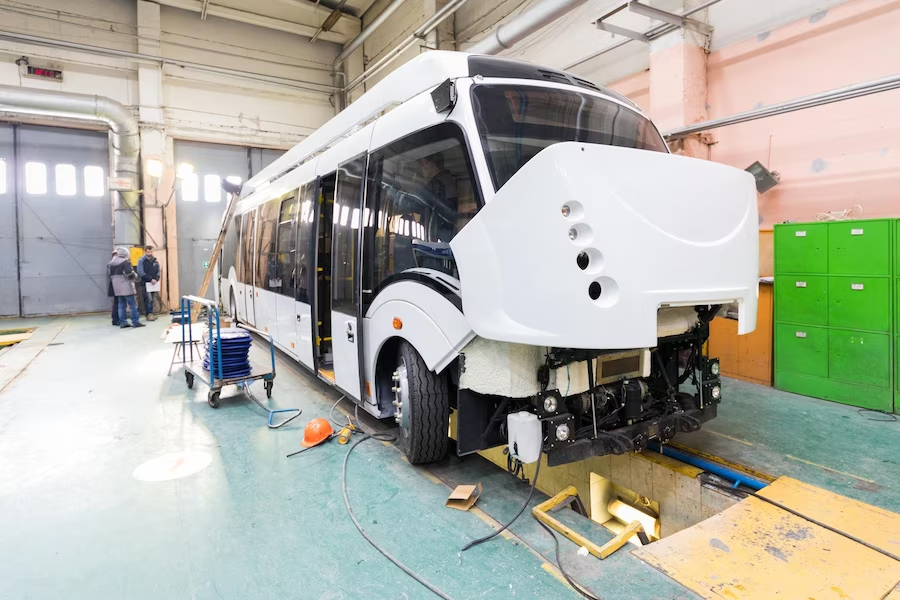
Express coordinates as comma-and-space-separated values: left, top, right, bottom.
84, 166, 105, 197
0, 160, 6, 194
296, 183, 315, 304
256, 197, 282, 293
204, 175, 221, 203
55, 164, 77, 196
240, 210, 256, 285
181, 173, 199, 202
25, 162, 47, 195
333, 156, 366, 314
275, 193, 299, 299
362, 122, 481, 305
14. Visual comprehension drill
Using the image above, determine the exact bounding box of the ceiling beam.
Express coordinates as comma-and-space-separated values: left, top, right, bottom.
153, 0, 357, 43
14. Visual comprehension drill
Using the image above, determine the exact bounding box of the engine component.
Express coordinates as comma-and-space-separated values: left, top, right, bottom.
621, 380, 648, 425
507, 411, 542, 464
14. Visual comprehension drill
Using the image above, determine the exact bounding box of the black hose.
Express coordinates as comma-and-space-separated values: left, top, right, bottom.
460, 458, 542, 552
534, 517, 602, 600
342, 432, 455, 600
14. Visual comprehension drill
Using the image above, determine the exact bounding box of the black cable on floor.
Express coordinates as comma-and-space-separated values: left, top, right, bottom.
460, 458, 541, 552
534, 517, 601, 600
857, 408, 898, 422
706, 481, 900, 563
342, 432, 456, 600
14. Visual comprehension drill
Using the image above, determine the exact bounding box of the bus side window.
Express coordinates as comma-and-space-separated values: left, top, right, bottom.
296, 183, 315, 304
241, 210, 256, 286
257, 197, 281, 293
275, 192, 299, 299
363, 122, 481, 303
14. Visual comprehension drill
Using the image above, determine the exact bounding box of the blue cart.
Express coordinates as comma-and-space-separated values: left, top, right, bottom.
179, 296, 300, 428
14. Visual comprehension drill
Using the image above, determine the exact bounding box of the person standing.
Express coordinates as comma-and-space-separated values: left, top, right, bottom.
137, 246, 161, 321
108, 249, 120, 326
108, 247, 145, 329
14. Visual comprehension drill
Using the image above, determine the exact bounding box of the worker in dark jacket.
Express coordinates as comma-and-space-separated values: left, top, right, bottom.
108, 249, 120, 326
108, 247, 145, 329
137, 246, 161, 321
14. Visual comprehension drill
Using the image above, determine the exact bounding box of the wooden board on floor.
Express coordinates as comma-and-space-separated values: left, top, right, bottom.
635, 476, 900, 599
0, 330, 34, 347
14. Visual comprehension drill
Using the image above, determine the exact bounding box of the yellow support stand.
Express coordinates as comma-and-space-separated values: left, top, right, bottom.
532, 486, 645, 560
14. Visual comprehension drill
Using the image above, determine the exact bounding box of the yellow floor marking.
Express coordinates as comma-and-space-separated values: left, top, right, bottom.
637, 476, 900, 599
785, 454, 876, 483
417, 469, 444, 485
541, 563, 575, 590
704, 429, 754, 446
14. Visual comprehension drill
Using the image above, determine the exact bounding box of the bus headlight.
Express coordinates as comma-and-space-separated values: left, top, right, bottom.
711, 362, 720, 376
543, 396, 558, 413
561, 204, 571, 217
556, 424, 570, 441
711, 385, 721, 400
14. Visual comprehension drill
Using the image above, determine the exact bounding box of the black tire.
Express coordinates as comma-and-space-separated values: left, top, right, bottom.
186, 372, 194, 389
208, 391, 220, 409
396, 340, 450, 465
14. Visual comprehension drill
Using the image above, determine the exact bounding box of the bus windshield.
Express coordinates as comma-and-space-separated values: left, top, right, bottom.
471, 84, 669, 190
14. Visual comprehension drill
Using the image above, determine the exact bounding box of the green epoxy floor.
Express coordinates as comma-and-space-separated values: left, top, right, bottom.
2, 314, 898, 599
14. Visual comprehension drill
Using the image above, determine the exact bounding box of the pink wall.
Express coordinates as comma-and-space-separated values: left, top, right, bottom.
607, 70, 650, 113
610, 0, 900, 231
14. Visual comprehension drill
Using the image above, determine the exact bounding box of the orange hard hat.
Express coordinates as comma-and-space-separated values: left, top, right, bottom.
301, 418, 334, 448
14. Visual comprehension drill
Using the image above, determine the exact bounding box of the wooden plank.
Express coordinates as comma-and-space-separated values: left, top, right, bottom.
0, 331, 34, 347
636, 476, 900, 599
190, 192, 239, 322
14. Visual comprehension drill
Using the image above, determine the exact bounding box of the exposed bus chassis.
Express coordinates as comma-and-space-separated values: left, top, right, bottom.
456, 309, 722, 467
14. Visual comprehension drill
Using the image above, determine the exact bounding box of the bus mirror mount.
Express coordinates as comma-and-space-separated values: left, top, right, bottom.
431, 79, 457, 113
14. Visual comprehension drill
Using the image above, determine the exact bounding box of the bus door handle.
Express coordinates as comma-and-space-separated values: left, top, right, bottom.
346, 321, 355, 343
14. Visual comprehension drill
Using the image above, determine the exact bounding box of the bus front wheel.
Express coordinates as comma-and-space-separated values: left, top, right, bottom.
393, 340, 449, 465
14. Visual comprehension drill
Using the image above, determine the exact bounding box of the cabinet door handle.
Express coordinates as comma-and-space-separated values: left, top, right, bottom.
795, 231, 807, 237
796, 281, 807, 288
796, 332, 807, 338
851, 228, 864, 235
851, 283, 864, 291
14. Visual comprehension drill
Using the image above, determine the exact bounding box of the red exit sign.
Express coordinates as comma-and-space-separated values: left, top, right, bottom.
26, 66, 63, 80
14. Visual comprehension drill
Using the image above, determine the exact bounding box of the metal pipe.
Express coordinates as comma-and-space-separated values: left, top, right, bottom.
333, 0, 409, 68
344, 0, 472, 94
564, 0, 724, 71
647, 442, 768, 491
466, 0, 591, 55
0, 84, 142, 246
665, 73, 900, 139
0, 29, 336, 94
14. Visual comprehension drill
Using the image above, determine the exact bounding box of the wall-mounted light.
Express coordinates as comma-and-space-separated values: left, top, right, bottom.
176, 162, 195, 180
745, 161, 780, 193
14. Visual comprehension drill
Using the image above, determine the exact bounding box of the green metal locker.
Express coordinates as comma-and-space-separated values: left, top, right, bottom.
774, 218, 896, 413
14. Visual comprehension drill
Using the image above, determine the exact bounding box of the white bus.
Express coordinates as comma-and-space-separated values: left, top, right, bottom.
218, 51, 758, 466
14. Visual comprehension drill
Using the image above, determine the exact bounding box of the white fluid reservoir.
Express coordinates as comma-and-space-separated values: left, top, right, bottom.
507, 411, 542, 464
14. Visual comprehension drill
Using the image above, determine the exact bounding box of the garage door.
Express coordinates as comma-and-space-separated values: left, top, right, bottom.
173, 141, 283, 299
0, 124, 111, 317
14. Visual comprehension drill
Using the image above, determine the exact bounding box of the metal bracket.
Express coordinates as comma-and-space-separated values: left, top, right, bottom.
594, 1, 712, 43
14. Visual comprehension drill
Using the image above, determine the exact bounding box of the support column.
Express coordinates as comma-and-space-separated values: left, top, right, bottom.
648, 1, 710, 159
137, 0, 176, 310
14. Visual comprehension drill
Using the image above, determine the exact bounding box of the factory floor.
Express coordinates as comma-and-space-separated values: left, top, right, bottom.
1, 314, 899, 599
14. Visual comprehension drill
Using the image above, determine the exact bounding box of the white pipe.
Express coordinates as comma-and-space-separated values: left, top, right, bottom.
334, 0, 409, 68
466, 0, 590, 55
344, 0, 471, 94
0, 84, 142, 246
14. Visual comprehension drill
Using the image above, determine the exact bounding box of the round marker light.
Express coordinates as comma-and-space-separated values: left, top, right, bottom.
711, 362, 720, 376
561, 204, 571, 217
711, 385, 721, 400
556, 424, 570, 441
543, 396, 558, 413
568, 228, 578, 240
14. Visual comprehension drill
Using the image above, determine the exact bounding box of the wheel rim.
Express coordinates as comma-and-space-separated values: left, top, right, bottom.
392, 359, 410, 436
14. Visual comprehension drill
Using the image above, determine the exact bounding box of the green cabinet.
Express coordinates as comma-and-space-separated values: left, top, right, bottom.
774, 218, 895, 413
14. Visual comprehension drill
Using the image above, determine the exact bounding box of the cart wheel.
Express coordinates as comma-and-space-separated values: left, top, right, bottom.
265, 380, 273, 399
186, 372, 194, 389
208, 391, 220, 409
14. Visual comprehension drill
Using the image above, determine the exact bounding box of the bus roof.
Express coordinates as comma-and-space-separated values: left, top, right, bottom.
241, 51, 639, 198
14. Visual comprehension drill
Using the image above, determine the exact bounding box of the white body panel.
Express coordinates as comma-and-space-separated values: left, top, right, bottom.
451, 143, 759, 349
295, 301, 315, 369
255, 288, 278, 339
331, 310, 361, 400
275, 294, 299, 358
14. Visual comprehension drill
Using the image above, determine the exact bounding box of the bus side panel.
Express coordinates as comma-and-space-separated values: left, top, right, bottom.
275, 293, 299, 358
295, 300, 315, 369
255, 288, 278, 340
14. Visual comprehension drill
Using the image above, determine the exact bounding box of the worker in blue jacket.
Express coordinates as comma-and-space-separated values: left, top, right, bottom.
137, 246, 161, 321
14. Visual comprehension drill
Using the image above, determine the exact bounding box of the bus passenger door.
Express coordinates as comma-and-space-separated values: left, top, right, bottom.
239, 210, 257, 325
294, 182, 316, 370
329, 156, 366, 400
